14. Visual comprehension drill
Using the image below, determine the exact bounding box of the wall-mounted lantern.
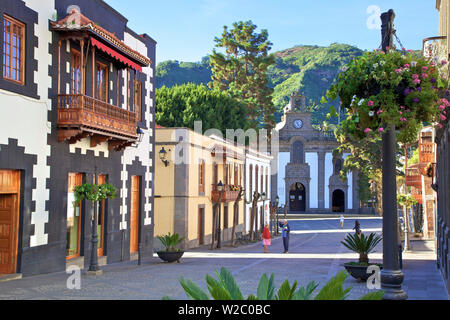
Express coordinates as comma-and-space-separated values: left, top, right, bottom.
159, 147, 170, 167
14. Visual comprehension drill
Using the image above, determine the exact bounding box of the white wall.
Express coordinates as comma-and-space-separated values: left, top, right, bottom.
343, 153, 353, 210
245, 154, 271, 232
277, 152, 290, 206
306, 152, 318, 209
324, 153, 333, 209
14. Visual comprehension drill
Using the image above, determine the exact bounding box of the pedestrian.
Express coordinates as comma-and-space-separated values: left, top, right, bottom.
339, 215, 345, 229
353, 220, 361, 236
262, 224, 271, 253
278, 219, 290, 253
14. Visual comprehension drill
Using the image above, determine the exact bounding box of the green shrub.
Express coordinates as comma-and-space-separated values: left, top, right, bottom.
341, 232, 382, 264
157, 233, 185, 252
164, 267, 384, 300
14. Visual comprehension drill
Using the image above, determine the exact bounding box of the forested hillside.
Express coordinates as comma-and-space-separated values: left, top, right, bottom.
156, 43, 364, 125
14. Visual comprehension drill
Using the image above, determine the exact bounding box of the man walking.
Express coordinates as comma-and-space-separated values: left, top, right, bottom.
278, 220, 290, 253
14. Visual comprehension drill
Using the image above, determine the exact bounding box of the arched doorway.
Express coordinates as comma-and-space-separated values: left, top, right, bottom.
332, 189, 345, 212
289, 183, 306, 212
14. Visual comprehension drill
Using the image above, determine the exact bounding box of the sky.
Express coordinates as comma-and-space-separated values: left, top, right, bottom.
104, 0, 439, 64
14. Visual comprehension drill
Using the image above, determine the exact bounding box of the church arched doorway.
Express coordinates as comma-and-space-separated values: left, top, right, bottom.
332, 189, 345, 212
289, 183, 306, 212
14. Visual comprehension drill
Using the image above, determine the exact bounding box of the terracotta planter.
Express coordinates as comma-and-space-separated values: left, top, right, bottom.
344, 263, 383, 282
157, 251, 184, 263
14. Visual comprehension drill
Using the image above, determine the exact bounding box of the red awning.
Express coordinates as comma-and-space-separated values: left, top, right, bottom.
91, 37, 142, 72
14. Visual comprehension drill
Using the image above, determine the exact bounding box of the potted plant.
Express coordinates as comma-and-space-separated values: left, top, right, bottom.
156, 232, 185, 263
341, 233, 383, 282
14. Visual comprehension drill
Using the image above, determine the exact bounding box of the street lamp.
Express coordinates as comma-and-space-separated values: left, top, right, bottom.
88, 166, 100, 274
159, 147, 170, 167
260, 192, 267, 232
217, 181, 224, 249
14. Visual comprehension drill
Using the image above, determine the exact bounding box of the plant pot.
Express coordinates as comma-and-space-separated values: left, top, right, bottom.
344, 263, 383, 282
157, 251, 184, 263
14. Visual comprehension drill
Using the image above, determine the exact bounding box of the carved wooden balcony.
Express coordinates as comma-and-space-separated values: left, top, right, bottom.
419, 142, 435, 164
405, 167, 422, 189
57, 94, 137, 151
211, 184, 242, 203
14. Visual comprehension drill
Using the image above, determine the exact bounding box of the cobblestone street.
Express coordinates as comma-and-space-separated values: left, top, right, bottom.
0, 217, 448, 300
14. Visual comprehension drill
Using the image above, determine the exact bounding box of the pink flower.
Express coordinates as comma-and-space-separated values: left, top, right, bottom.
413, 79, 421, 85
400, 117, 407, 122
364, 128, 371, 134
399, 111, 403, 115
438, 123, 443, 129
395, 68, 402, 73
412, 74, 419, 79
422, 66, 428, 71
439, 105, 446, 110
368, 101, 374, 107
400, 106, 405, 109
441, 114, 447, 121
404, 64, 410, 68
442, 60, 448, 65
377, 109, 384, 115
378, 127, 385, 133
422, 73, 428, 78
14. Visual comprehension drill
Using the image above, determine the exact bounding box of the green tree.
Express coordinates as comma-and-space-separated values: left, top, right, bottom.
155, 83, 252, 135
209, 20, 276, 131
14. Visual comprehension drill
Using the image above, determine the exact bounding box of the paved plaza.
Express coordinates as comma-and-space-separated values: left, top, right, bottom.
0, 217, 448, 300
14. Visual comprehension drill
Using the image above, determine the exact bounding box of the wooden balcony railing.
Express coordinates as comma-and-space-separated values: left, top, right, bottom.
405, 168, 422, 189
57, 94, 138, 150
211, 184, 242, 203
422, 36, 447, 59
419, 142, 435, 164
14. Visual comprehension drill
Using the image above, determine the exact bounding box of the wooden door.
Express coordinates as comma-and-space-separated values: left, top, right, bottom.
0, 170, 20, 274
67, 173, 83, 259
0, 195, 18, 274
97, 175, 106, 257
130, 176, 140, 254
198, 208, 204, 245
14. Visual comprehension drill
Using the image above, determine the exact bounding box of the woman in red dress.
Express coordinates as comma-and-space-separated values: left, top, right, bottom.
262, 224, 271, 253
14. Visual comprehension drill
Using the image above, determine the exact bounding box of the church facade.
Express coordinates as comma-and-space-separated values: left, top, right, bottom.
271, 95, 361, 214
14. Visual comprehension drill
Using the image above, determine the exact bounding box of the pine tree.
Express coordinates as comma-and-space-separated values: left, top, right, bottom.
209, 21, 275, 131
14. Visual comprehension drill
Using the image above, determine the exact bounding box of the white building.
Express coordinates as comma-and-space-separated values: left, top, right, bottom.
244, 147, 273, 233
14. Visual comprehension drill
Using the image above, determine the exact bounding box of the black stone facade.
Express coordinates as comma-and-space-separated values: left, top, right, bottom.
436, 123, 450, 294
0, 0, 156, 277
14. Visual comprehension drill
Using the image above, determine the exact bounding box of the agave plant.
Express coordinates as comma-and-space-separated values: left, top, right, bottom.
341, 232, 382, 264
157, 232, 185, 252
163, 267, 384, 300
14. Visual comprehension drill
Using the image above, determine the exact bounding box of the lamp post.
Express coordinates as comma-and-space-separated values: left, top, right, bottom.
88, 166, 100, 273
380, 9, 407, 300
275, 196, 279, 236
260, 192, 267, 232
216, 181, 224, 249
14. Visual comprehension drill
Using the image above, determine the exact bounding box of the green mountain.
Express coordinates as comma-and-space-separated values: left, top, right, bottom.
155, 43, 364, 126
156, 56, 212, 89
